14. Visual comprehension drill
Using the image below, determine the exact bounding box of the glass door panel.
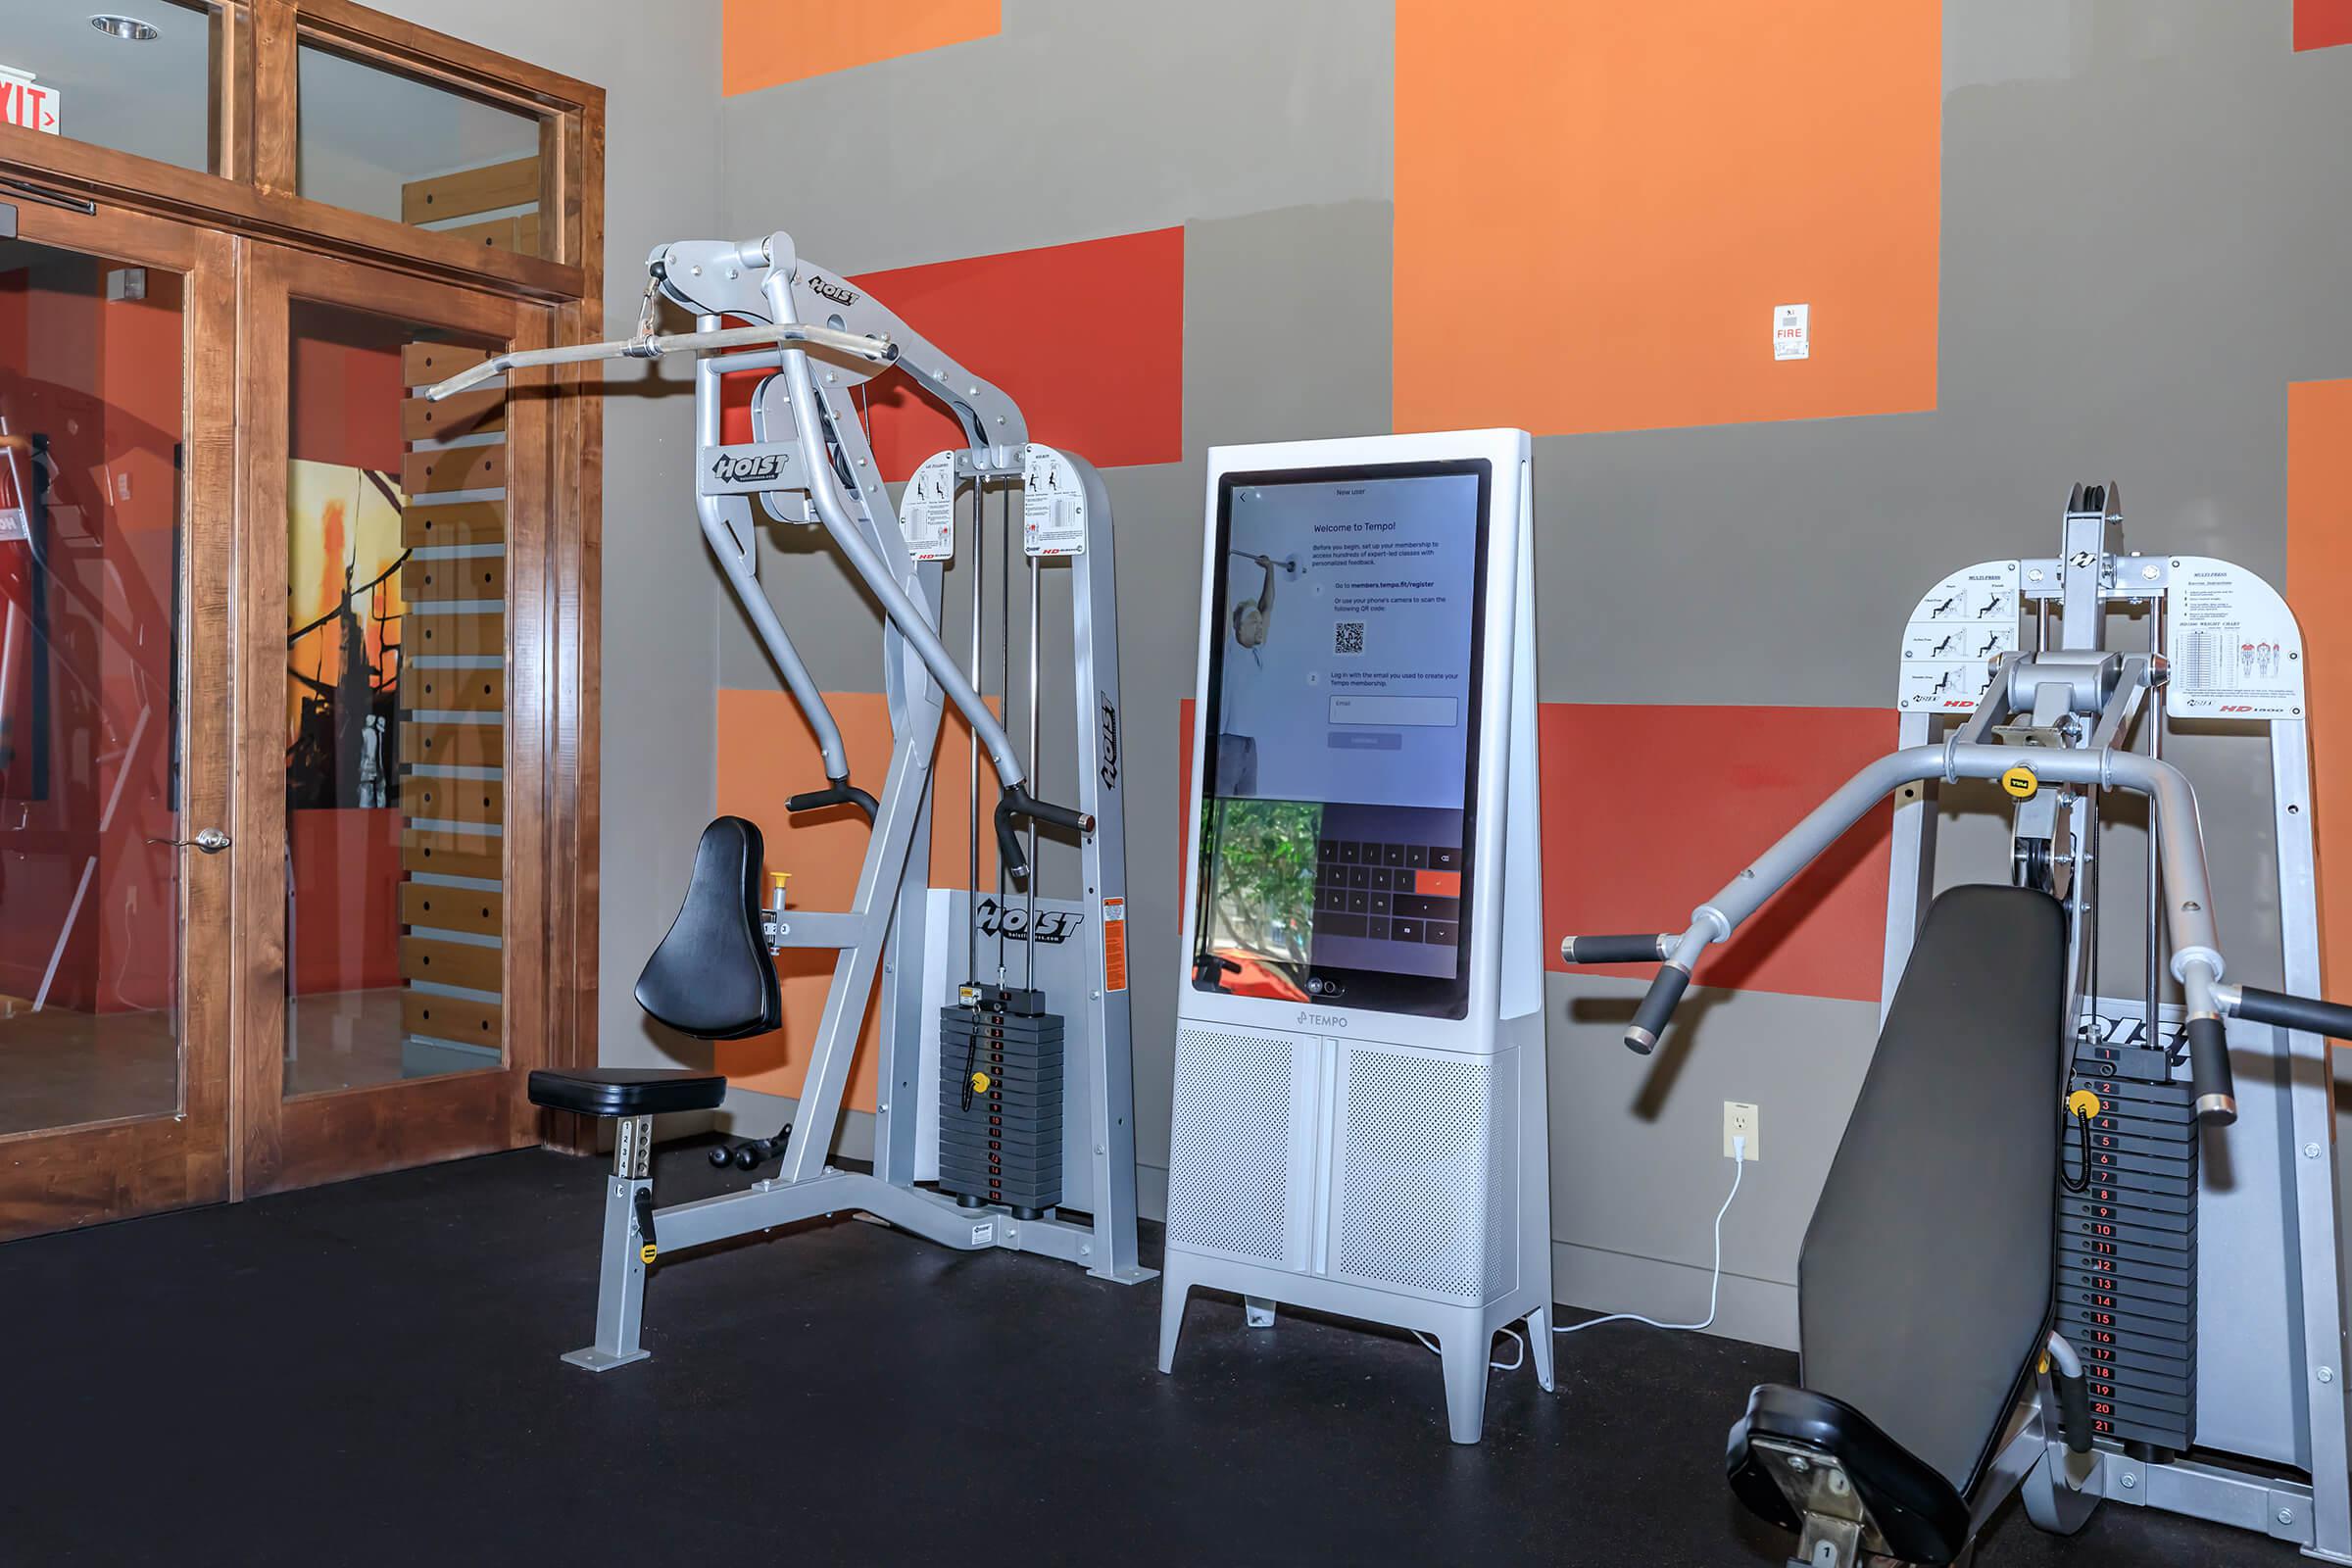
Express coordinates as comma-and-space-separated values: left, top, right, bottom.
0, 237, 185, 1133
282, 300, 507, 1098
0, 204, 231, 1239
239, 242, 542, 1196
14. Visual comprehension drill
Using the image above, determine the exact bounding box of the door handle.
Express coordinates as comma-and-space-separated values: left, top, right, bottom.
148, 827, 231, 854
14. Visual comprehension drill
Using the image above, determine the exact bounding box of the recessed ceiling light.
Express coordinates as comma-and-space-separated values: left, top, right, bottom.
88, 15, 161, 42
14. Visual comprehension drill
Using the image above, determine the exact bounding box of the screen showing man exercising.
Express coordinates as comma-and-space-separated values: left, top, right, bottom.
1191, 461, 1489, 1018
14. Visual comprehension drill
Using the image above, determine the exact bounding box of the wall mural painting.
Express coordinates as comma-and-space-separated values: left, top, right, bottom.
286, 459, 408, 810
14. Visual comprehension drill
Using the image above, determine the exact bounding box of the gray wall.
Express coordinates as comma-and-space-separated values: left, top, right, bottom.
402, 1, 2352, 1352
391, 0, 725, 1082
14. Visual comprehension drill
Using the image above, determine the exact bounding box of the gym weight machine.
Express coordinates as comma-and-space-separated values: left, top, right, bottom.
427, 231, 1153, 1370
1563, 486, 2352, 1565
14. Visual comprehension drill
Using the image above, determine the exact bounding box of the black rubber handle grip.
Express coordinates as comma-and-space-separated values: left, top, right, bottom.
785, 775, 878, 822
2230, 985, 2352, 1043
1560, 934, 1669, 965
993, 786, 1097, 886
1624, 965, 1691, 1055
2185, 1015, 2236, 1125
2053, 1362, 2092, 1455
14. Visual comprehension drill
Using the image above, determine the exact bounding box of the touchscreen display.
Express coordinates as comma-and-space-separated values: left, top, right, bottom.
1190, 460, 1489, 1018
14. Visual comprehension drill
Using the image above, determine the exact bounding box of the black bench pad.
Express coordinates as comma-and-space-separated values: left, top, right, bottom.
528, 1067, 727, 1118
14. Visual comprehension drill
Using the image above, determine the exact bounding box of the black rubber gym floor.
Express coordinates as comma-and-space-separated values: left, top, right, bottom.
5, 1140, 2258, 1566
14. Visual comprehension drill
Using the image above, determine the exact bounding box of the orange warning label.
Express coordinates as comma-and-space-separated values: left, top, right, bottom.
1102, 897, 1128, 992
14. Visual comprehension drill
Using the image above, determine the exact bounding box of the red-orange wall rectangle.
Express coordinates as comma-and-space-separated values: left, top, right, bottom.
712, 687, 1003, 1109
1184, 696, 1895, 1004
2298, 0, 2352, 50
1543, 704, 1896, 1002
2287, 380, 2352, 1010
1395, 0, 1941, 436
859, 229, 1184, 481
722, 0, 1001, 96
718, 229, 1184, 482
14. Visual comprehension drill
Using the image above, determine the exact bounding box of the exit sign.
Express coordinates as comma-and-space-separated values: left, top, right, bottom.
0, 74, 61, 135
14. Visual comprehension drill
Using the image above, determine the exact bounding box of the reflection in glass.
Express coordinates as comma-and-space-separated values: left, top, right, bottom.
1192, 798, 1319, 1003
0, 239, 186, 1135
284, 302, 506, 1096
296, 43, 548, 259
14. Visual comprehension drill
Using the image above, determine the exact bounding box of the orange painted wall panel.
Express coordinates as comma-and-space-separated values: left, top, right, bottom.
711, 687, 1003, 1109
2287, 380, 2352, 1007
1394, 0, 1941, 436
722, 0, 1001, 97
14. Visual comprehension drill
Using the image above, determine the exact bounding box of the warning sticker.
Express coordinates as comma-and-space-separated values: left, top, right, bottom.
1102, 897, 1128, 992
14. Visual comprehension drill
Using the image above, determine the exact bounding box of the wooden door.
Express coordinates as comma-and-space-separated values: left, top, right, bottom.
0, 199, 237, 1239
234, 241, 554, 1195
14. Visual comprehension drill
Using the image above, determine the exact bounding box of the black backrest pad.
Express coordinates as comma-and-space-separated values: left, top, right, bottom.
1798, 884, 2068, 1497
634, 815, 783, 1041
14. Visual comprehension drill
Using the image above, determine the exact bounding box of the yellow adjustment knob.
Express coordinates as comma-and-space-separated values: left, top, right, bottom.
769, 871, 791, 891
2068, 1089, 2103, 1119
639, 1243, 658, 1264
2001, 764, 2039, 800
969, 1070, 992, 1095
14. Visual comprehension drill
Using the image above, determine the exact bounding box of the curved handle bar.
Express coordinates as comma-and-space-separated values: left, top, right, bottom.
422, 320, 897, 402
993, 786, 1095, 886
785, 776, 878, 823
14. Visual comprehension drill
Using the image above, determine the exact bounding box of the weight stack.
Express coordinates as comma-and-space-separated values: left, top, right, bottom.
938, 985, 1065, 1212
2059, 1029, 2197, 1454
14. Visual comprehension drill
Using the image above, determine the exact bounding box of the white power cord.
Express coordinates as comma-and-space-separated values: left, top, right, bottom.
1411, 1324, 1527, 1372
1556, 1135, 1747, 1338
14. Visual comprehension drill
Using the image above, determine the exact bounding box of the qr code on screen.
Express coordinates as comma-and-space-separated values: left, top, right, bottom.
1333, 621, 1365, 656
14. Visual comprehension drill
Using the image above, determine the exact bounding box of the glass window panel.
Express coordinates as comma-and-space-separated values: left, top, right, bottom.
284, 299, 507, 1096
0, 236, 187, 1134
0, 3, 220, 174
296, 43, 549, 260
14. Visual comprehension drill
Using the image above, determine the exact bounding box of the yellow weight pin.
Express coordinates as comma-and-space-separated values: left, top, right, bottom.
2001, 764, 2039, 801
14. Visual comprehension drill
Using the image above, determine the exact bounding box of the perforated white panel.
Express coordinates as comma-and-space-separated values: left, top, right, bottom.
1167, 1027, 1294, 1263
1336, 1048, 1495, 1300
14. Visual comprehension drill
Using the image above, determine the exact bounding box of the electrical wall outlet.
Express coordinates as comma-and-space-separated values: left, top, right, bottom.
1724, 1101, 1761, 1161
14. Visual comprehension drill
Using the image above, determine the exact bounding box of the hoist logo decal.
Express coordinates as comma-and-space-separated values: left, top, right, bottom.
807, 274, 859, 307
1098, 694, 1121, 792
710, 449, 787, 485
975, 898, 1085, 945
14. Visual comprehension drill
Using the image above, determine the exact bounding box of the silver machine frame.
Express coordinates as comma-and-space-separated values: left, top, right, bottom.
1566, 485, 2352, 1563
431, 231, 1153, 1372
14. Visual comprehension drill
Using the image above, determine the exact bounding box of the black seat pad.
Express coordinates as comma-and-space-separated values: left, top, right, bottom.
1796, 884, 2068, 1496
528, 1067, 726, 1118
634, 816, 782, 1041
1728, 1384, 1972, 1566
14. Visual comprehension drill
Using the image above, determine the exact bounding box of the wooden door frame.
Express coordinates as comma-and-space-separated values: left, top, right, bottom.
233, 242, 561, 1197
0, 203, 238, 1239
